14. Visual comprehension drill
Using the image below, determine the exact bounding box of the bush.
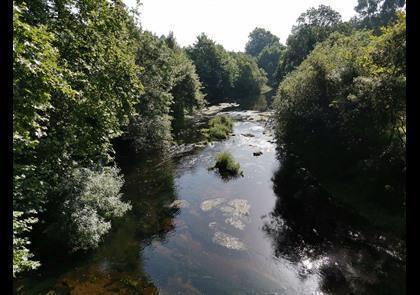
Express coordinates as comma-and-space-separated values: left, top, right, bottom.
13, 211, 40, 277
208, 115, 233, 140
59, 166, 131, 251
212, 151, 242, 177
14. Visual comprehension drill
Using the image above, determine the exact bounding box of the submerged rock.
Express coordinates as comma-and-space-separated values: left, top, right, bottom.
220, 205, 235, 215
212, 232, 246, 251
200, 198, 225, 211
241, 133, 255, 137
225, 217, 246, 230
253, 151, 263, 156
227, 199, 250, 216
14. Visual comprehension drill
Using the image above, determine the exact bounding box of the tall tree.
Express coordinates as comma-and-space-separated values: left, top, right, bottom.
276, 5, 344, 83
232, 52, 268, 98
245, 27, 280, 57
273, 14, 406, 223
352, 0, 405, 31
13, 0, 142, 269
186, 34, 238, 103
256, 43, 285, 89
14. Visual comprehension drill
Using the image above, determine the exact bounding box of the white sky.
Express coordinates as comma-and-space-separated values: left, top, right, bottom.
124, 0, 358, 52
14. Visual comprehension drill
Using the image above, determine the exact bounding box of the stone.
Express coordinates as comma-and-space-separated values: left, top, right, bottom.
212, 232, 246, 250
227, 199, 250, 216
225, 217, 245, 230
200, 198, 225, 211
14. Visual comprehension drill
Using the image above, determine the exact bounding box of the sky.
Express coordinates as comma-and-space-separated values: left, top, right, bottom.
124, 0, 358, 52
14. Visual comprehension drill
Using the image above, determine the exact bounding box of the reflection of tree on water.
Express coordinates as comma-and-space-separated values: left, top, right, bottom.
238, 93, 268, 111
264, 153, 406, 294
20, 143, 181, 294
79, 149, 182, 292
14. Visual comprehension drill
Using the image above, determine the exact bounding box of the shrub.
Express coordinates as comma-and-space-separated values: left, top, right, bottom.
212, 151, 242, 177
207, 115, 233, 140
59, 166, 131, 251
13, 211, 40, 277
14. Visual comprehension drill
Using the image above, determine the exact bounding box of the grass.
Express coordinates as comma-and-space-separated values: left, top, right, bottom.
207, 115, 233, 140
211, 151, 242, 178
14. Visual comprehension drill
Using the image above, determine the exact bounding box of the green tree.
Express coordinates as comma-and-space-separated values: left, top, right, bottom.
128, 31, 175, 152
273, 14, 406, 226
245, 27, 280, 57
256, 43, 285, 89
352, 0, 405, 31
13, 0, 142, 273
186, 34, 238, 103
166, 34, 205, 123
232, 52, 268, 98
13, 2, 76, 275
13, 211, 40, 277
277, 5, 344, 83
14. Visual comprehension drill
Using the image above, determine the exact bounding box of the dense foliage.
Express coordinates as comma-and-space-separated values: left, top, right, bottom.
231, 52, 268, 98
245, 27, 280, 57
273, 13, 406, 230
276, 5, 347, 83
13, 0, 204, 276
186, 34, 238, 103
352, 0, 405, 31
127, 31, 204, 152
187, 34, 269, 106
256, 43, 285, 90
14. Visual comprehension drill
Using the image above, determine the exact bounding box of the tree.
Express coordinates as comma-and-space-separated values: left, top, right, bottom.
245, 27, 280, 57
256, 43, 285, 88
276, 5, 343, 83
128, 31, 204, 152
166, 34, 205, 122
13, 2, 76, 275
352, 0, 405, 31
232, 52, 268, 98
273, 14, 406, 218
13, 0, 142, 274
186, 34, 238, 103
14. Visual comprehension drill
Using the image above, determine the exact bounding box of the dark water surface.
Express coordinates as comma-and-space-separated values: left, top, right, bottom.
16, 110, 405, 294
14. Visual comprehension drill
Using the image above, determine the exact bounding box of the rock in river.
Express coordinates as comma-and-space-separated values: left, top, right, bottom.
200, 198, 225, 211
212, 232, 246, 251
226, 199, 250, 216
225, 217, 246, 230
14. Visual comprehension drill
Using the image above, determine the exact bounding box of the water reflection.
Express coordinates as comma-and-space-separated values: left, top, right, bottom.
238, 94, 268, 111
265, 153, 406, 294
16, 143, 180, 294
16, 111, 405, 294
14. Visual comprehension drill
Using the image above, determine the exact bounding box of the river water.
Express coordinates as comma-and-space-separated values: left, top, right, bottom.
16, 109, 405, 294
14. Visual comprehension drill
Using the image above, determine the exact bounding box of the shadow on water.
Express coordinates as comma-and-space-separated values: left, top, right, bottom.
15, 140, 181, 294
264, 153, 406, 294
237, 94, 268, 111
15, 109, 406, 294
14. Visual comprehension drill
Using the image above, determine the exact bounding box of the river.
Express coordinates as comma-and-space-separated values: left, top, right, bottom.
15, 107, 405, 294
